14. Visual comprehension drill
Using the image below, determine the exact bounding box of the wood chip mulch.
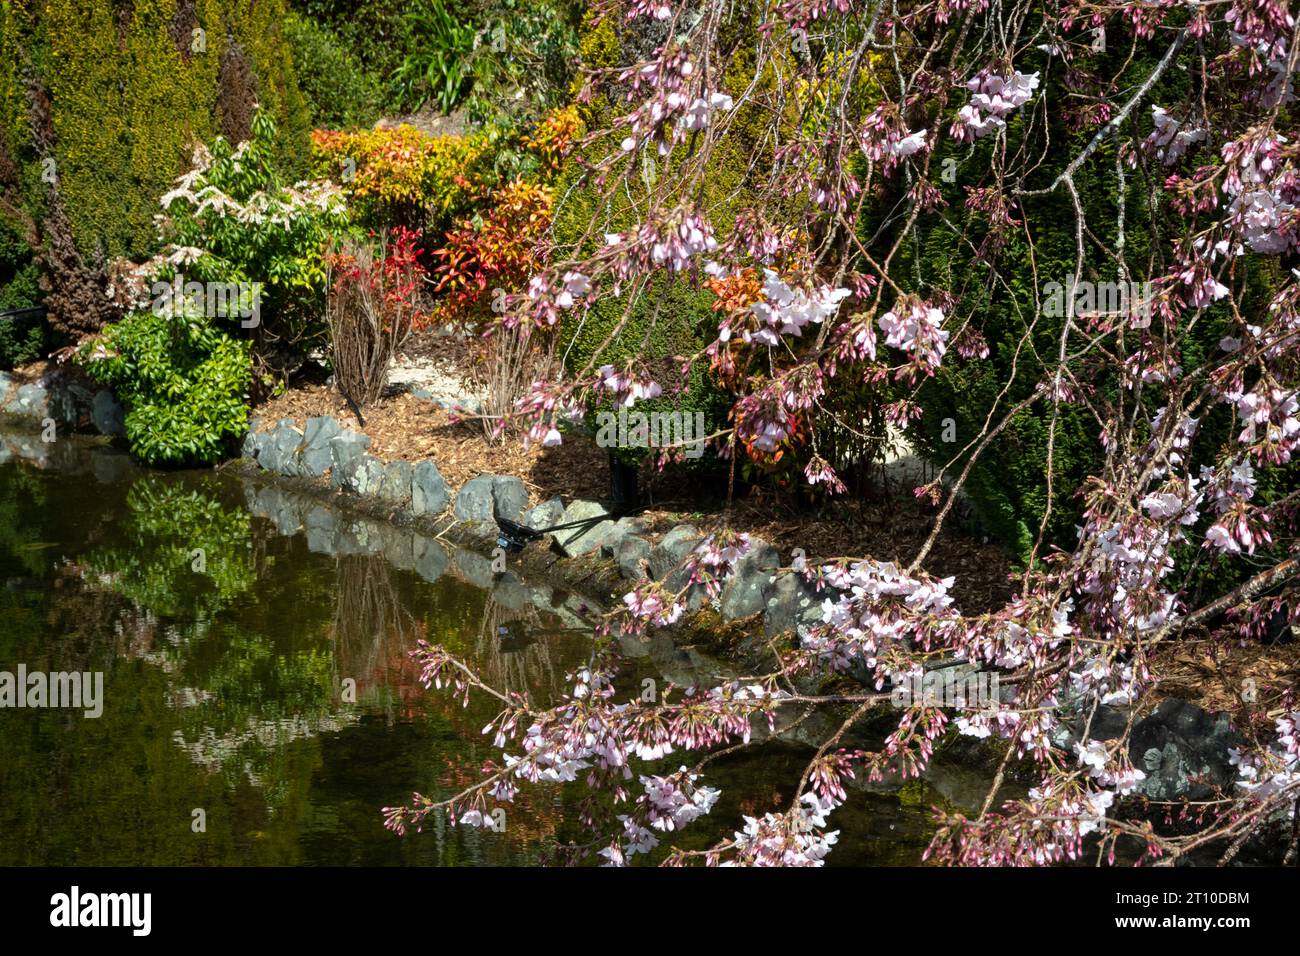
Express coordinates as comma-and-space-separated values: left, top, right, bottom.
1150, 638, 1300, 716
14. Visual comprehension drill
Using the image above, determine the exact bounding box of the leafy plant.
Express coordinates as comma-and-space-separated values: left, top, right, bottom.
311, 124, 495, 231
431, 179, 554, 329
159, 109, 349, 362
391, 0, 479, 114
78, 307, 252, 467
284, 13, 384, 130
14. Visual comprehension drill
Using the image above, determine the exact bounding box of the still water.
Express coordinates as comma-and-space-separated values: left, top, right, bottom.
0, 426, 981, 865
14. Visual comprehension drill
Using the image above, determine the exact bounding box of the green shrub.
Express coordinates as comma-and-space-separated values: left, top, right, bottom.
79, 307, 252, 466
391, 0, 479, 114
290, 0, 418, 100
884, 44, 1280, 559
559, 271, 733, 467
284, 13, 382, 130
0, 314, 47, 369
161, 108, 350, 364
0, 218, 47, 368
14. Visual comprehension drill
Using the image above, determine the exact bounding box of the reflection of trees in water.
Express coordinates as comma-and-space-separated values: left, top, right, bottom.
331, 554, 426, 720
78, 476, 256, 620
471, 592, 559, 699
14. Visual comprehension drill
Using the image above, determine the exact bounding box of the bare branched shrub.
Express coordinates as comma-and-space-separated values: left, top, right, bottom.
468, 322, 558, 444
326, 227, 426, 407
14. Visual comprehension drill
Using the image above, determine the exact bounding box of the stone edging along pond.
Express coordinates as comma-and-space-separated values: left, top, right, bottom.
238, 413, 829, 644
0, 365, 126, 438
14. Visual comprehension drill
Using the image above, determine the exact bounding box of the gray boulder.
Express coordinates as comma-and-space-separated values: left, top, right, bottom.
329, 431, 372, 488
599, 517, 649, 559
337, 454, 386, 497
491, 475, 528, 521
260, 423, 303, 476
377, 459, 414, 505
763, 571, 829, 639
242, 429, 268, 461
1130, 699, 1242, 802
551, 499, 615, 557
297, 416, 341, 478
454, 476, 497, 522
615, 535, 653, 580
720, 537, 780, 620
454, 474, 528, 524
4, 383, 50, 419
649, 524, 702, 582
412, 460, 450, 515
523, 496, 564, 531
91, 390, 125, 435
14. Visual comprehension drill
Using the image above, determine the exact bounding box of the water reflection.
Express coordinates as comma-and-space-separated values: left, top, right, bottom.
0, 427, 972, 865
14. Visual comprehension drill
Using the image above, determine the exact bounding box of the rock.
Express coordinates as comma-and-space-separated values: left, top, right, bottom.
412, 460, 449, 515
299, 445, 334, 479
413, 535, 449, 583
599, 517, 649, 558
329, 431, 372, 488
4, 383, 49, 419
720, 538, 780, 620
649, 524, 702, 582
1129, 699, 1242, 802
303, 415, 341, 448
90, 390, 124, 435
523, 497, 564, 531
615, 535, 654, 580
491, 475, 528, 521
377, 459, 413, 505
454, 474, 527, 524
297, 416, 341, 478
454, 475, 497, 523
551, 502, 621, 561
338, 454, 386, 497
763, 571, 828, 639
242, 429, 267, 461
260, 423, 303, 476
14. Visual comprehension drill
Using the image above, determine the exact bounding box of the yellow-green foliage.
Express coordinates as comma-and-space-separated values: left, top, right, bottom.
1, 0, 310, 261
310, 125, 495, 229
554, 9, 798, 453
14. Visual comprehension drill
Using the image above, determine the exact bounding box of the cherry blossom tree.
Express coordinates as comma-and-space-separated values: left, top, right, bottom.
387, 0, 1300, 865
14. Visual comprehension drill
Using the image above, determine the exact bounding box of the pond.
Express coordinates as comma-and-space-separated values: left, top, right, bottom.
0, 425, 987, 866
